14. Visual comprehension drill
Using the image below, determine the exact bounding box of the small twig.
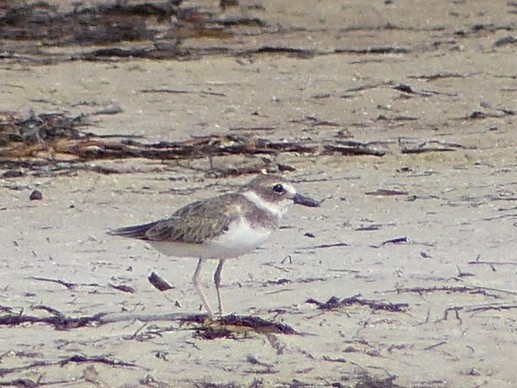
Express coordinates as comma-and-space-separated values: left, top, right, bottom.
140, 88, 226, 97
280, 254, 292, 265
128, 322, 149, 340
0, 305, 14, 314
109, 283, 135, 293
59, 354, 137, 368
323, 143, 386, 157
32, 304, 64, 317
246, 354, 274, 368
306, 296, 409, 312
455, 266, 475, 278
370, 236, 408, 248
441, 307, 463, 323
468, 260, 517, 266
401, 140, 467, 154
365, 189, 408, 196
322, 355, 347, 363
438, 303, 517, 323
468, 303, 517, 314
382, 285, 517, 298
423, 341, 448, 351
0, 354, 139, 378
28, 276, 77, 290
302, 242, 349, 249
28, 276, 100, 290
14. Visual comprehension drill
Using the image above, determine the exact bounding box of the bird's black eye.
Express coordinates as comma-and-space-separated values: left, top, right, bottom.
273, 183, 285, 193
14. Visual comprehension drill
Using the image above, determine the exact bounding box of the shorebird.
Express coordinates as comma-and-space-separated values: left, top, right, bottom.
108, 174, 319, 317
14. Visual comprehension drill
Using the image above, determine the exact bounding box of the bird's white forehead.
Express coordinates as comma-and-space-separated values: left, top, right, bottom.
282, 183, 296, 197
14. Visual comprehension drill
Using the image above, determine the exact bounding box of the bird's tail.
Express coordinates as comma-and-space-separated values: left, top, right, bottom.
107, 221, 158, 240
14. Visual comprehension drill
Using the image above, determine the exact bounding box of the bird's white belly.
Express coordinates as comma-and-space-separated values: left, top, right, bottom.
148, 218, 273, 260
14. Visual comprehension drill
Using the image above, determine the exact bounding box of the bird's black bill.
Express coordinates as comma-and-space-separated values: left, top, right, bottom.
293, 193, 320, 207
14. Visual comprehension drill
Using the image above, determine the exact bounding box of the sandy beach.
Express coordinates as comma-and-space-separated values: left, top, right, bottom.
1, 0, 516, 386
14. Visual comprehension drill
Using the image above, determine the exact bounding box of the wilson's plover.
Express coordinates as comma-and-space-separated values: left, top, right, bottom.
109, 174, 319, 317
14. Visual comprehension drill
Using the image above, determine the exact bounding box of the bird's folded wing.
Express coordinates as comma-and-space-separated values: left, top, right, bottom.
146, 199, 239, 244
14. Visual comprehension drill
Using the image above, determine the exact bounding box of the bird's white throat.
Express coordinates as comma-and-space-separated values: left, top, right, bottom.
243, 190, 292, 218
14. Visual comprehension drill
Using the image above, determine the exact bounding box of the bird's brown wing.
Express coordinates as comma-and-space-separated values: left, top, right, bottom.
145, 195, 242, 244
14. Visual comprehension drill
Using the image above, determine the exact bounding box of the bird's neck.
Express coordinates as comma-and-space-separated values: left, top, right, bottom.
242, 190, 291, 219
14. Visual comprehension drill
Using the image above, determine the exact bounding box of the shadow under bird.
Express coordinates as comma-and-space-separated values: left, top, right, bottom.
108, 174, 320, 317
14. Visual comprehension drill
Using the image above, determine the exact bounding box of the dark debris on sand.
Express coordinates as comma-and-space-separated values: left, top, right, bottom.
184, 314, 297, 339
306, 296, 409, 313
